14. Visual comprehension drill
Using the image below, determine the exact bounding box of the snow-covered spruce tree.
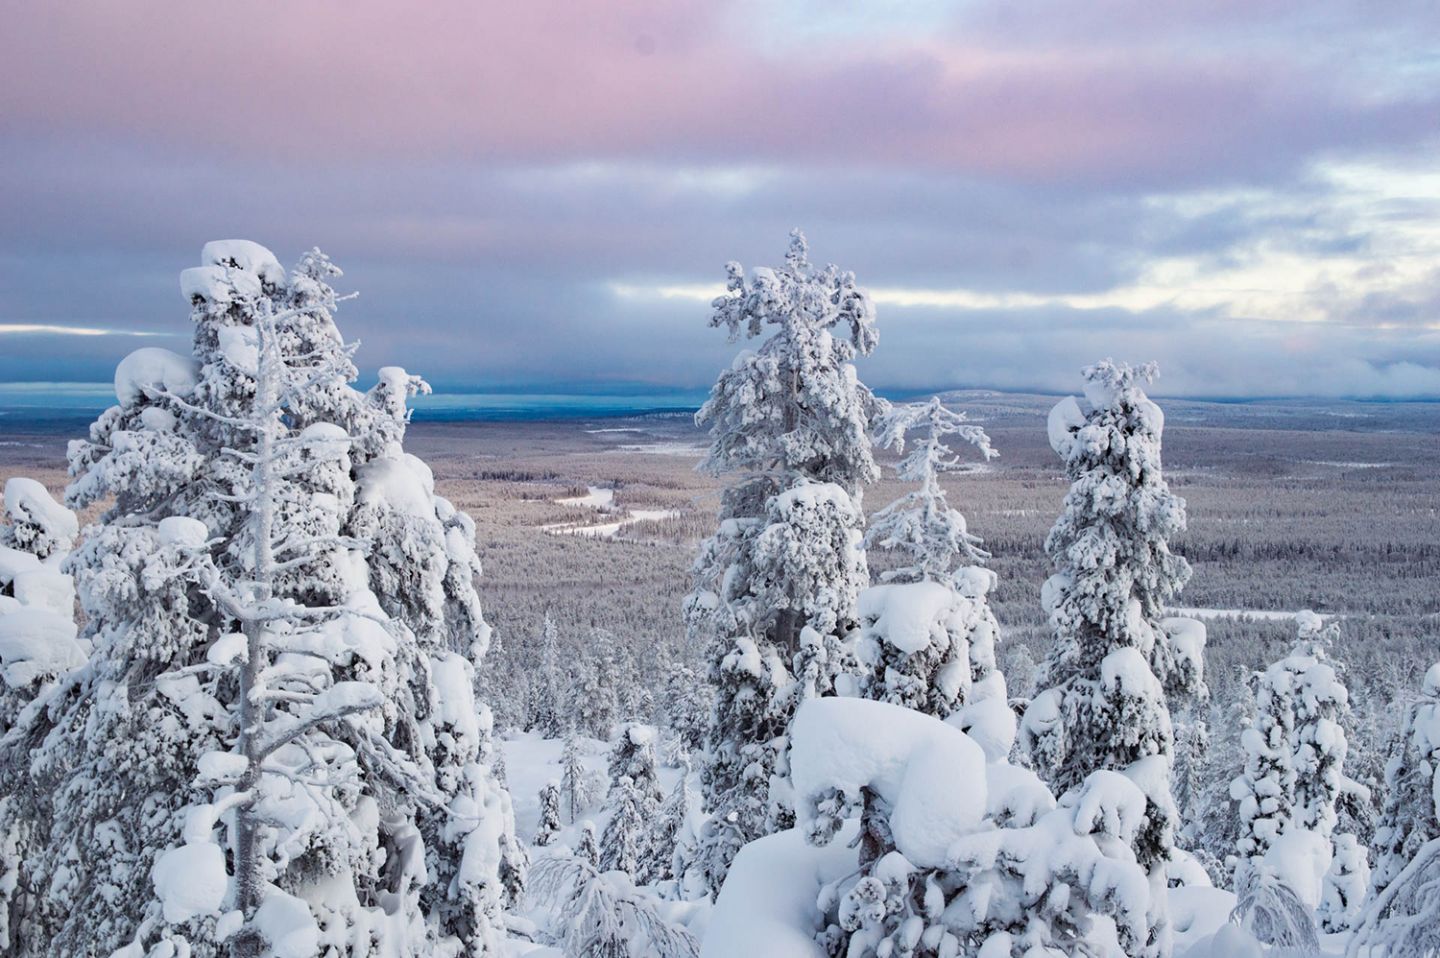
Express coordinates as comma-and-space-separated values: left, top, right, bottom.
688, 229, 883, 894
1230, 613, 1363, 886
661, 663, 712, 755
609, 723, 663, 809
641, 761, 695, 889
0, 242, 518, 957
1359, 656, 1440, 921
1018, 360, 1205, 957
530, 612, 566, 737
600, 776, 647, 878
535, 781, 563, 848
576, 821, 600, 868
818, 399, 1020, 958
1288, 613, 1364, 844
567, 627, 620, 740
1230, 657, 1298, 868
560, 733, 595, 824
0, 478, 83, 734
1319, 832, 1369, 933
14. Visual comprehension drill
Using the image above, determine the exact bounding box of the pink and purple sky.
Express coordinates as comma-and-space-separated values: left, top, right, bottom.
2, 1, 1438, 398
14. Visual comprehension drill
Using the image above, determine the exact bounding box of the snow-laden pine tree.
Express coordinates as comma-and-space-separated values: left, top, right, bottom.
688, 229, 883, 895
814, 400, 1022, 958
858, 399, 1011, 742
1230, 658, 1299, 867
1350, 661, 1440, 955
535, 781, 563, 848
1018, 360, 1205, 957
0, 242, 518, 957
0, 478, 82, 733
1288, 613, 1363, 843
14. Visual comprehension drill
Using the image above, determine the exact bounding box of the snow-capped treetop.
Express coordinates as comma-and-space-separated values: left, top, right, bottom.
867, 396, 996, 583
696, 229, 885, 494
369, 366, 431, 426
1, 478, 78, 560
201, 239, 286, 286
709, 230, 877, 355
875, 396, 995, 482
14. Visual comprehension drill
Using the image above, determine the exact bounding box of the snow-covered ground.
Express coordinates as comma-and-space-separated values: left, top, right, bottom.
1170, 606, 1332, 622
555, 486, 615, 510
614, 442, 707, 457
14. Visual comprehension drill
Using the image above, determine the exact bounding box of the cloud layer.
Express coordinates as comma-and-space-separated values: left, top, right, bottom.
2, 1, 1437, 397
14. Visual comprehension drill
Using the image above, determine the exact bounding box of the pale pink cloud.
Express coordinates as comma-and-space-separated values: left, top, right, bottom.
1, 1, 1430, 185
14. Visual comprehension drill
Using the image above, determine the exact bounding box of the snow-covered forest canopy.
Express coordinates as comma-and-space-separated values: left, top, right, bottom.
0, 235, 1436, 958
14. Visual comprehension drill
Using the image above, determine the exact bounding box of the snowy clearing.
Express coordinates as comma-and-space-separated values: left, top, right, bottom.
615, 442, 708, 457
1169, 606, 1337, 622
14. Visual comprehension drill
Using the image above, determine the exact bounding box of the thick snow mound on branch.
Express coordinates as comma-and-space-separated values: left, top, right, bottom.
1169, 885, 1237, 954
0, 546, 41, 586
949, 694, 1016, 762
1161, 616, 1207, 680
217, 324, 259, 375
11, 569, 74, 615
180, 265, 262, 304
772, 478, 854, 514
858, 580, 957, 654
298, 422, 351, 460
3, 478, 78, 544
151, 839, 228, 923
703, 822, 859, 958
158, 515, 209, 548
356, 457, 434, 518
114, 347, 201, 406
1047, 395, 1087, 456
1263, 828, 1331, 909
253, 889, 320, 958
0, 608, 84, 686
791, 698, 986, 869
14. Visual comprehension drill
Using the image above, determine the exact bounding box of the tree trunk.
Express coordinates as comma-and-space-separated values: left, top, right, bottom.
233, 318, 279, 958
